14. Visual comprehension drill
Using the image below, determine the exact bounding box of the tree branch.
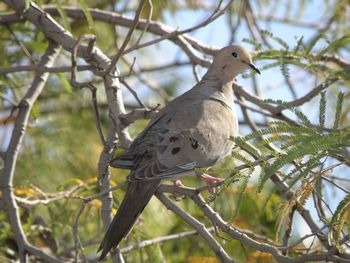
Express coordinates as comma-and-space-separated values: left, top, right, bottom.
2, 40, 61, 263
156, 192, 235, 263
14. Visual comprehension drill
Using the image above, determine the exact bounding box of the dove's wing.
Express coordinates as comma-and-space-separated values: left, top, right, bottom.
113, 88, 238, 182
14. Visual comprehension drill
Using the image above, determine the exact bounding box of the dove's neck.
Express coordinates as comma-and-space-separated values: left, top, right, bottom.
203, 68, 236, 84
201, 72, 235, 101
196, 77, 235, 110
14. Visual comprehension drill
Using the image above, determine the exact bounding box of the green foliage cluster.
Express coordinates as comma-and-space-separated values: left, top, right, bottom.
224, 91, 350, 253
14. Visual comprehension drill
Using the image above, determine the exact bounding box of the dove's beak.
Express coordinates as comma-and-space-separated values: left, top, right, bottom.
249, 63, 261, 74
242, 60, 261, 74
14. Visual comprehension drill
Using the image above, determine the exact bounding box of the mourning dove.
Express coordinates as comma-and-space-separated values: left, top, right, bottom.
98, 45, 260, 260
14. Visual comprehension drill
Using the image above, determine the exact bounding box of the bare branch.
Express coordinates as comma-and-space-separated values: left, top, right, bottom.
191, 194, 346, 263
156, 192, 235, 263
2, 40, 61, 263
320, 54, 350, 72
123, 0, 153, 54
120, 228, 215, 254
104, 0, 147, 75
0, 64, 93, 75
282, 77, 340, 108
119, 106, 160, 127
15, 185, 82, 205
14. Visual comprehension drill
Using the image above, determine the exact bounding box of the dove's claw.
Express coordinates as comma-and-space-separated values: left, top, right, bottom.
199, 173, 224, 192
172, 179, 184, 194
171, 180, 185, 200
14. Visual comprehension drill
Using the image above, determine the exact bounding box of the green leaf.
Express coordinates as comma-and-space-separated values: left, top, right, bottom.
78, 0, 94, 31
261, 30, 289, 50
243, 122, 315, 141
55, 0, 71, 32
27, 41, 48, 53
232, 136, 262, 158
231, 150, 254, 165
280, 51, 290, 79
331, 194, 350, 226
292, 108, 313, 127
305, 33, 323, 55
316, 35, 350, 57
257, 132, 347, 191
232, 175, 250, 220
31, 103, 41, 120
333, 92, 344, 130
242, 38, 262, 50
57, 73, 71, 93
293, 36, 304, 54
319, 92, 326, 128
330, 194, 350, 249
206, 160, 255, 204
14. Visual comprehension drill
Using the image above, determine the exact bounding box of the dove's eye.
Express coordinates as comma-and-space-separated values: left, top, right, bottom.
231, 52, 238, 58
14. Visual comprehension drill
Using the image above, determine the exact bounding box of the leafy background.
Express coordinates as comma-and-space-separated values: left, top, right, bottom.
1, 0, 350, 262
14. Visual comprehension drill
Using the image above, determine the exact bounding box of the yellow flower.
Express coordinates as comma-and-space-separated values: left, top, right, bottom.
15, 188, 36, 197
245, 251, 276, 263
86, 177, 98, 185
90, 199, 102, 208
187, 256, 220, 263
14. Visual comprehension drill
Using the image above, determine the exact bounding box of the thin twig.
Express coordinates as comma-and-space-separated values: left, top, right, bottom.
192, 64, 201, 82
120, 228, 215, 254
281, 207, 295, 256
124, 0, 153, 54
15, 185, 83, 205
120, 79, 147, 108
0, 64, 93, 75
73, 204, 87, 263
322, 175, 350, 195
121, 56, 172, 102
71, 35, 106, 145
123, 29, 178, 55
177, 0, 232, 34
0, 92, 17, 106
5, 24, 35, 64
119, 105, 160, 126
104, 0, 147, 75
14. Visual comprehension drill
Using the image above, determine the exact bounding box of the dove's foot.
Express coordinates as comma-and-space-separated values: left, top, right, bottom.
199, 173, 224, 192
171, 180, 185, 200
172, 179, 184, 193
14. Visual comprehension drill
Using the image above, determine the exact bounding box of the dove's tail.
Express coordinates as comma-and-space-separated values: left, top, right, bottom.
98, 180, 161, 261
110, 155, 135, 169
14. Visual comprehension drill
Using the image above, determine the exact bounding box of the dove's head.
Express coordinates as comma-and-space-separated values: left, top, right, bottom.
206, 45, 260, 83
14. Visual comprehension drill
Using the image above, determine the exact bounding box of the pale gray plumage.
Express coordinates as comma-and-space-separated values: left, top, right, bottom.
98, 45, 260, 260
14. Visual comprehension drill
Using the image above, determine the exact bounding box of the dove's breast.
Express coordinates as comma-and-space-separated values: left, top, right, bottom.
168, 98, 238, 168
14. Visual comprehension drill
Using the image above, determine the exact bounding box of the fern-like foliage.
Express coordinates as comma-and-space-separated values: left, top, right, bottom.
222, 91, 350, 248
329, 194, 350, 251
234, 92, 348, 193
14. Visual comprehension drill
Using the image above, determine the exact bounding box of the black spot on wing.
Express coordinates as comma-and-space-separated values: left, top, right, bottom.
169, 136, 179, 143
158, 136, 164, 142
159, 128, 169, 134
171, 147, 181, 155
166, 118, 172, 124
190, 137, 199, 149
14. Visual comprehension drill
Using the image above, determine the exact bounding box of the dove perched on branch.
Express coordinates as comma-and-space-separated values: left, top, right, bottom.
98, 45, 260, 260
